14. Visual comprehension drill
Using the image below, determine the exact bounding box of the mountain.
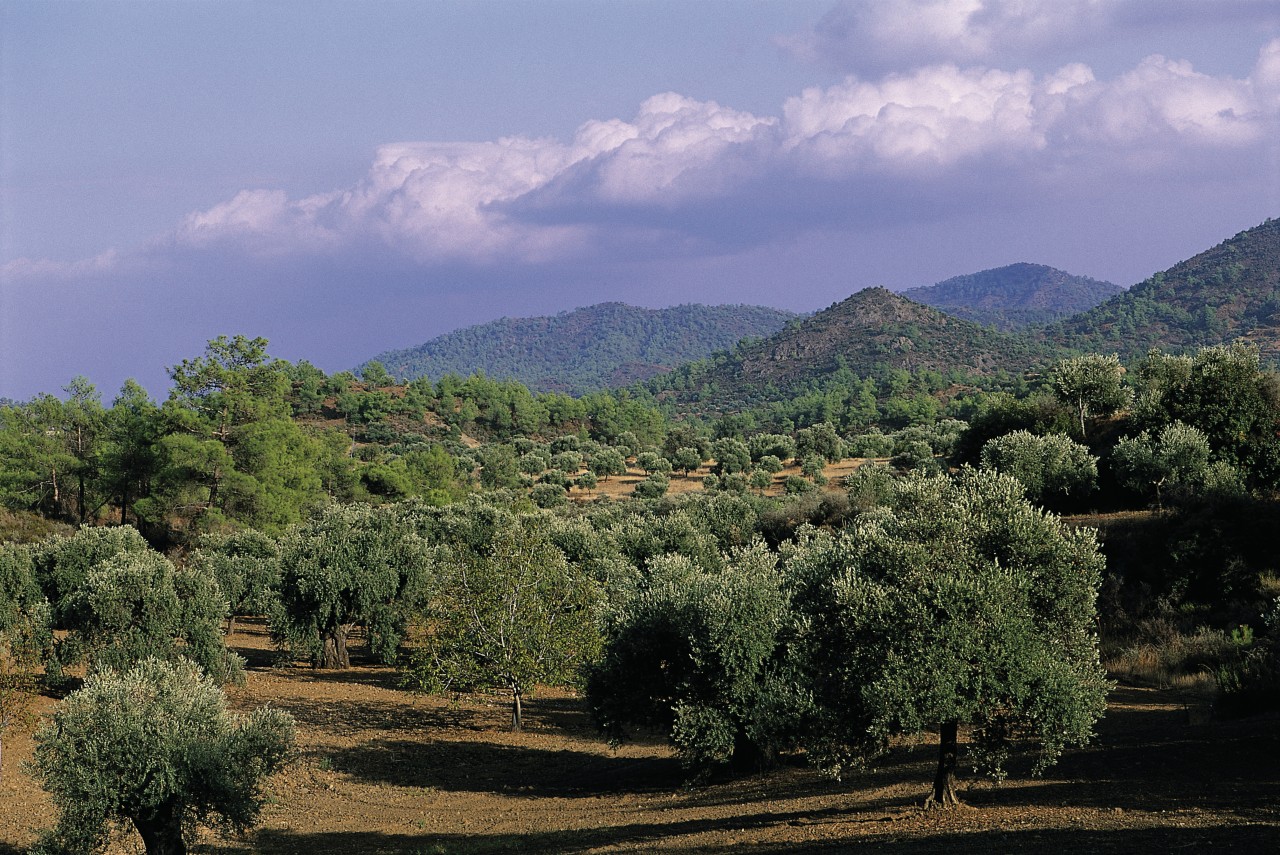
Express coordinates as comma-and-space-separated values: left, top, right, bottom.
901, 263, 1122, 330
364, 302, 798, 395
655, 288, 1059, 410
1048, 218, 1280, 360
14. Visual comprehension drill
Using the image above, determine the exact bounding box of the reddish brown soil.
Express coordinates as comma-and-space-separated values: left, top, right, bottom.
576, 458, 873, 502
4, 619, 1278, 854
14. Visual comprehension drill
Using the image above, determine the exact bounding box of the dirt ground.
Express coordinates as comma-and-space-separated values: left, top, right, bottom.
575, 458, 871, 502
4, 619, 1278, 855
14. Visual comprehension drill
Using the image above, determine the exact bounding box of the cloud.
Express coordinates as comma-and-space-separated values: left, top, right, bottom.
7, 39, 1277, 283
5, 38, 1280, 401
781, 1, 1280, 75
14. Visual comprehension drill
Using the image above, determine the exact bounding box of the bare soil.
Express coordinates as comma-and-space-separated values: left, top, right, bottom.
575, 458, 872, 502
4, 619, 1278, 854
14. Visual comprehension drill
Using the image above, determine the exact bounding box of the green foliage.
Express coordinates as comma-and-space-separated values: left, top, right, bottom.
478, 443, 521, 489
530, 482, 569, 508
711, 437, 751, 475
59, 549, 244, 686
31, 524, 152, 627
589, 447, 628, 480
1130, 344, 1280, 488
1111, 421, 1238, 506
275, 504, 430, 668
367, 302, 797, 396
791, 470, 1110, 796
633, 473, 671, 499
186, 528, 282, 626
588, 544, 792, 776
1, 541, 50, 774
903, 263, 1121, 330
795, 422, 844, 463
1050, 353, 1132, 439
980, 430, 1098, 510
31, 657, 294, 855
406, 512, 602, 729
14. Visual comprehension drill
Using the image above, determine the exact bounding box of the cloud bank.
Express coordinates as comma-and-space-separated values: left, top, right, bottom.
4, 37, 1280, 399
781, 0, 1280, 74
14, 39, 1271, 275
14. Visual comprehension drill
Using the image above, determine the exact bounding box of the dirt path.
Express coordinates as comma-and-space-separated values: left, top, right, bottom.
4, 620, 1278, 854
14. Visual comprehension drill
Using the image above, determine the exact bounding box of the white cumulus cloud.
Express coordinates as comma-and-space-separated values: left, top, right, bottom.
12, 39, 1278, 278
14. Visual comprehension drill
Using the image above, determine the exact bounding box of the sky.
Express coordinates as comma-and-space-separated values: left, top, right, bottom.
3, 0, 1280, 401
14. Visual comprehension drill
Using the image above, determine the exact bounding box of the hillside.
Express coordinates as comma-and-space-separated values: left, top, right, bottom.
364, 303, 797, 395
656, 287, 1059, 410
1048, 218, 1280, 359
902, 263, 1122, 330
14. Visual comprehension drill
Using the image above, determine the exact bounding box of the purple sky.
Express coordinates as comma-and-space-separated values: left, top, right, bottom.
3, 0, 1280, 401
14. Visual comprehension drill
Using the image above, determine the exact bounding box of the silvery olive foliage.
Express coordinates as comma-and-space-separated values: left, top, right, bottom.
60, 549, 243, 686
790, 469, 1110, 802
979, 430, 1098, 510
31, 657, 294, 855
588, 542, 794, 776
275, 503, 430, 669
406, 511, 601, 731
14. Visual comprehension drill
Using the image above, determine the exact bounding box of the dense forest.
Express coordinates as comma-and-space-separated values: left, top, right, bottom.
365, 302, 798, 395
902, 263, 1122, 330
3, 218, 1280, 853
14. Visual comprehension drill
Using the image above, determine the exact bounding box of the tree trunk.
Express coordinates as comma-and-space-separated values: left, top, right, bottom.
729, 727, 776, 775
319, 627, 350, 669
511, 689, 523, 732
133, 803, 186, 855
926, 720, 961, 809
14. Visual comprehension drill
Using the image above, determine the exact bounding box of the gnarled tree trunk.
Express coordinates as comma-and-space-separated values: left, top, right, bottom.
926, 720, 961, 808
133, 802, 186, 855
511, 688, 523, 732
319, 626, 350, 669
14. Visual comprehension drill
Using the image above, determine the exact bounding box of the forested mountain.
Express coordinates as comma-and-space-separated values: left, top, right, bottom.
364, 302, 797, 395
901, 263, 1122, 330
654, 288, 1060, 413
1048, 218, 1280, 359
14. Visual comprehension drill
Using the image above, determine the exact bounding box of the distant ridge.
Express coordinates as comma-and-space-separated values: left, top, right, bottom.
364, 302, 797, 395
902, 263, 1122, 330
1047, 218, 1280, 360
653, 287, 1059, 411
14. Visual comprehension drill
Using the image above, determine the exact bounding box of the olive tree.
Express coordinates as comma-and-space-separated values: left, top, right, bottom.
1050, 353, 1132, 439
31, 524, 151, 626
1111, 421, 1240, 507
633, 473, 670, 499
275, 504, 429, 669
31, 657, 294, 855
406, 513, 601, 730
1, 542, 50, 781
59, 549, 243, 685
588, 544, 793, 777
979, 430, 1098, 510
672, 446, 704, 477
186, 528, 281, 635
791, 469, 1110, 807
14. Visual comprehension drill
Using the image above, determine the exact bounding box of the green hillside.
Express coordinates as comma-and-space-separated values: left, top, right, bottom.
364, 302, 797, 395
1048, 218, 1280, 360
653, 287, 1061, 415
902, 263, 1122, 330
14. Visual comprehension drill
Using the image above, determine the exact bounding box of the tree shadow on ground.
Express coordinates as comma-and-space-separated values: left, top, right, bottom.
226, 819, 1280, 855
326, 737, 685, 797
251, 693, 496, 737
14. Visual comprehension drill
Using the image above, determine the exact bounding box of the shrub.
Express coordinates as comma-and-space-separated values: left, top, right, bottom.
31, 658, 294, 855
